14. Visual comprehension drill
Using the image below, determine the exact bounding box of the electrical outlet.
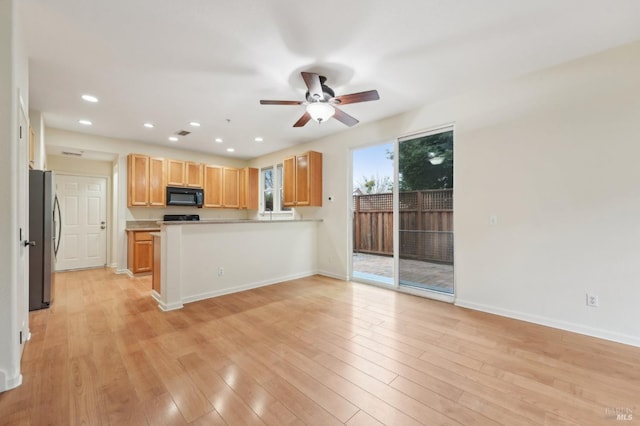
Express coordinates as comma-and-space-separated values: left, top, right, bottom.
489, 215, 498, 226
586, 293, 599, 307
218, 267, 224, 277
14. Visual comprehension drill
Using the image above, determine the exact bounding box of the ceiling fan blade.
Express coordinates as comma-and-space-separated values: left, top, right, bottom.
333, 90, 380, 105
333, 107, 359, 127
301, 72, 323, 100
293, 111, 311, 127
260, 100, 303, 105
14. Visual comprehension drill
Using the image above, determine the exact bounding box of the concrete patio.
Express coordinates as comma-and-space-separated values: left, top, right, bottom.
352, 252, 454, 293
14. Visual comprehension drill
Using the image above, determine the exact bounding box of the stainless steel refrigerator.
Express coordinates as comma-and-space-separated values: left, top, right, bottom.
28, 169, 61, 311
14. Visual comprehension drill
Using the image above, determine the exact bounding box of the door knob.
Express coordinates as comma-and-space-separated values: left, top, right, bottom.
23, 240, 36, 247
100, 225, 106, 230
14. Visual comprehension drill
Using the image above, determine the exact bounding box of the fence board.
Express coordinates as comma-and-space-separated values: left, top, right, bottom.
353, 189, 453, 264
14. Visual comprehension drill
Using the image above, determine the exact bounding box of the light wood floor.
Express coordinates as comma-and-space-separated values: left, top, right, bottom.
1, 269, 638, 425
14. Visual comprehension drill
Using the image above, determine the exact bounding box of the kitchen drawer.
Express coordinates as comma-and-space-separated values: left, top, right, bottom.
133, 231, 153, 242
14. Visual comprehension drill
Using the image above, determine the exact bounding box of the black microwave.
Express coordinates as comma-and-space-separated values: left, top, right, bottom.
166, 186, 204, 208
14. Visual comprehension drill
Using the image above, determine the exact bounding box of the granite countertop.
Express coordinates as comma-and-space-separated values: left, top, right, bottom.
159, 219, 322, 225
125, 220, 161, 232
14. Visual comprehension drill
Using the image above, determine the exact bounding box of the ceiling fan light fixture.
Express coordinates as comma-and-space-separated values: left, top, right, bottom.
307, 102, 335, 123
428, 152, 445, 165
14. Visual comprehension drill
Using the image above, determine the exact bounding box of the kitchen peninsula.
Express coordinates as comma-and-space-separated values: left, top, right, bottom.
152, 218, 320, 311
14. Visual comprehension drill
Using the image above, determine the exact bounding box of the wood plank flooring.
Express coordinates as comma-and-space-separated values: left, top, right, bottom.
1, 268, 638, 425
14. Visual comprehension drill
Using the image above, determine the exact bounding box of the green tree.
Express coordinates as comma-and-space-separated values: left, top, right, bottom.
354, 174, 393, 194
387, 131, 453, 191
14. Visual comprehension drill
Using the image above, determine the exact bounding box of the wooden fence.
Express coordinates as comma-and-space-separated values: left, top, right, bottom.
353, 189, 453, 264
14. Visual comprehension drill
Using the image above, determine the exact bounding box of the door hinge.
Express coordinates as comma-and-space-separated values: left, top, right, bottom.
19, 331, 23, 344
19, 227, 22, 241
19, 126, 22, 139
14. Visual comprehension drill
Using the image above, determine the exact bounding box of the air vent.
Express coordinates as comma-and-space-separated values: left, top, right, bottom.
176, 130, 191, 136
61, 150, 83, 157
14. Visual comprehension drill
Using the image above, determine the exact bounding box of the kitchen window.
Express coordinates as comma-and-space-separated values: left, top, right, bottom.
261, 164, 291, 215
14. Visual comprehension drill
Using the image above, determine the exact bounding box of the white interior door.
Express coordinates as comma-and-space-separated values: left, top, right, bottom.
55, 175, 108, 271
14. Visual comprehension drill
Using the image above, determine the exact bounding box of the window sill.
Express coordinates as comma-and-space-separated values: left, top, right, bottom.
259, 211, 294, 220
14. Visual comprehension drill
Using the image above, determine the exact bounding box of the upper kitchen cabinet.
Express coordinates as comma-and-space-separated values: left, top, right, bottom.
148, 157, 166, 206
203, 165, 222, 208
186, 161, 203, 188
128, 154, 166, 207
166, 159, 186, 186
239, 167, 259, 210
283, 151, 322, 207
222, 167, 239, 208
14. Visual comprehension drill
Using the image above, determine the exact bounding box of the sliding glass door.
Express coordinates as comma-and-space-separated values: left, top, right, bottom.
397, 130, 454, 294
351, 127, 454, 299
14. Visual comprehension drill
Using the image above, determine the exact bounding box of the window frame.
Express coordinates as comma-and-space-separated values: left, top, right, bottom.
260, 163, 293, 217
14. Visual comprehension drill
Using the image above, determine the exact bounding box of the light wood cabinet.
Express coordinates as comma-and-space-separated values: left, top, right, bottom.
203, 165, 223, 208
149, 157, 166, 206
222, 167, 239, 208
283, 151, 322, 207
127, 152, 253, 210
128, 154, 149, 207
127, 230, 155, 275
186, 162, 203, 188
239, 167, 259, 210
128, 154, 165, 207
166, 159, 186, 186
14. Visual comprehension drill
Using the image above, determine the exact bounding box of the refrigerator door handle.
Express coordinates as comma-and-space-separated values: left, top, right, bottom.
53, 195, 62, 258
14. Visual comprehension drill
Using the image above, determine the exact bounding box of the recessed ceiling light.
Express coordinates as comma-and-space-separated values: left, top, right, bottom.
254, 137, 263, 142
226, 148, 235, 153
143, 123, 154, 128
168, 136, 179, 142
189, 121, 201, 127
215, 138, 223, 143
78, 119, 92, 126
81, 94, 98, 103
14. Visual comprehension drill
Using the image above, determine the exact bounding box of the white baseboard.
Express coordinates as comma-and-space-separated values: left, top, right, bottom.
316, 270, 349, 281
115, 268, 132, 277
0, 371, 22, 392
455, 299, 640, 348
157, 300, 184, 311
182, 271, 315, 305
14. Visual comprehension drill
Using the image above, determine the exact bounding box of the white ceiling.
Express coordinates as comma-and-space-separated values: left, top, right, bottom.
22, 0, 640, 160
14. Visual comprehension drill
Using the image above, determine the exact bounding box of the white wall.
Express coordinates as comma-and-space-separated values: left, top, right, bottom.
0, 0, 29, 391
250, 41, 640, 346
46, 154, 113, 176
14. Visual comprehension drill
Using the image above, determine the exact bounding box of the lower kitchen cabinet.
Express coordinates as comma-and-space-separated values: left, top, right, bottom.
127, 230, 156, 274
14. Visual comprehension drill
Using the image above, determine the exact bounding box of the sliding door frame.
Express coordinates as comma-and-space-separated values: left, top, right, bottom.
349, 124, 456, 304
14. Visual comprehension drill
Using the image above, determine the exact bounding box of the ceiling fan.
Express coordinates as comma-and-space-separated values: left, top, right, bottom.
260, 72, 380, 127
